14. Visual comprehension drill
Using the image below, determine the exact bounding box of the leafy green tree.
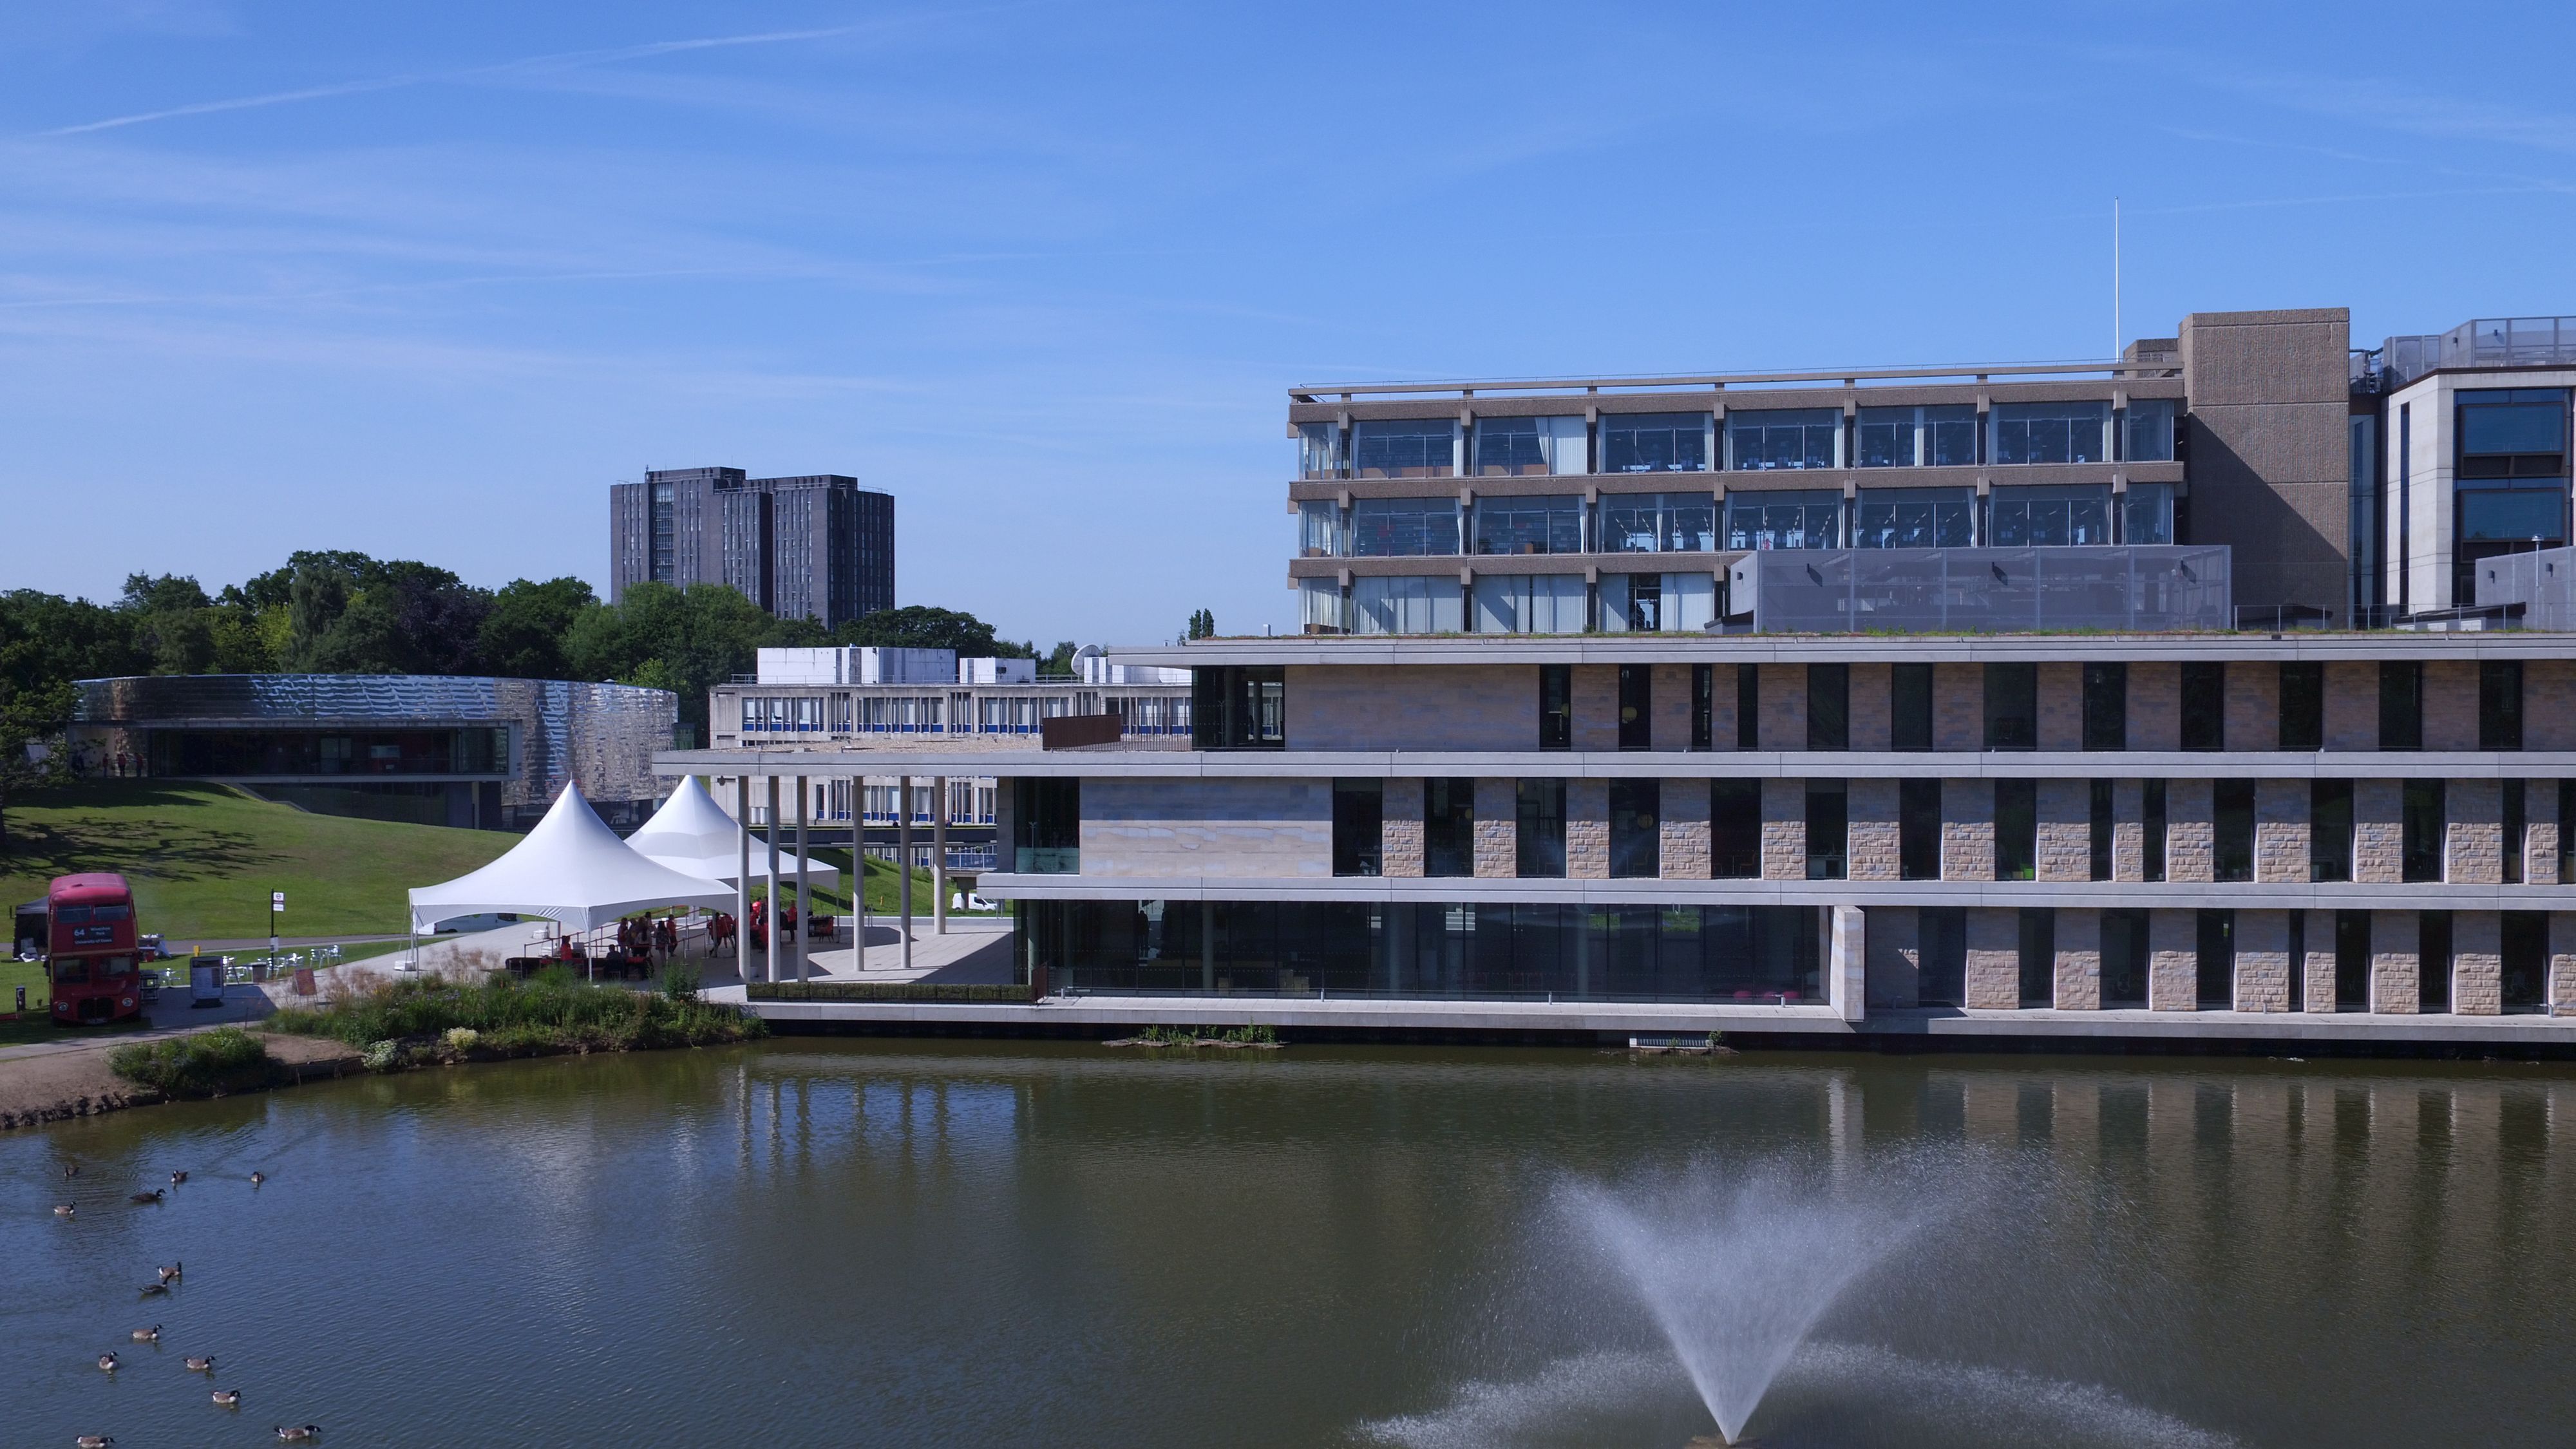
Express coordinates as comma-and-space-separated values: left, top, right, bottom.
832, 605, 1028, 657
1186, 607, 1215, 639
478, 576, 597, 680
1040, 639, 1079, 677
0, 678, 73, 852
566, 582, 811, 742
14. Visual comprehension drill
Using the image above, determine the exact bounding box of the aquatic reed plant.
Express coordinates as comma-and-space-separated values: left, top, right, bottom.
269, 970, 763, 1062
107, 1027, 276, 1097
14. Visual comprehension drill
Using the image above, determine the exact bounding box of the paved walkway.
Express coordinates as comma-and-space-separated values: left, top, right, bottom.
704, 917, 1014, 1001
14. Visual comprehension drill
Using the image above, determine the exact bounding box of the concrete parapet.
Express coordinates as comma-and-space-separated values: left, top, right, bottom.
2235, 909, 2291, 1012
2054, 907, 2102, 1010
1383, 777, 1425, 877
1942, 779, 1994, 881
2372, 909, 2420, 1013
1761, 778, 1804, 881
1964, 907, 2018, 1009
2255, 779, 2308, 883
1473, 777, 1515, 879
2148, 908, 2197, 1010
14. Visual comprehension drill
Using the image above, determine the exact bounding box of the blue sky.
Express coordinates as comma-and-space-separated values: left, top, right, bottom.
4, 2, 2574, 646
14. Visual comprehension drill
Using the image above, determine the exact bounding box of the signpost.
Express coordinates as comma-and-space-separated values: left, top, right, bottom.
270, 891, 285, 963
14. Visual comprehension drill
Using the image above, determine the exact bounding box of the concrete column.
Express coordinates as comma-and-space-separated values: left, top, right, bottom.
2452, 911, 2503, 1016
897, 775, 913, 972
2424, 660, 2479, 751
793, 775, 810, 983
1848, 663, 1893, 750
2128, 662, 2181, 750
934, 775, 949, 936
734, 774, 751, 971
2234, 909, 2291, 1012
1932, 663, 1980, 751
2036, 662, 2083, 752
2054, 907, 2102, 1010
2148, 908, 2197, 1011
2322, 661, 2376, 749
1963, 907, 2018, 1009
2224, 662, 2278, 752
2302, 909, 2338, 1014
1650, 663, 1694, 751
1757, 664, 1806, 751
2550, 912, 2576, 1017
764, 775, 782, 985
2371, 909, 2420, 1014
1830, 905, 1865, 1023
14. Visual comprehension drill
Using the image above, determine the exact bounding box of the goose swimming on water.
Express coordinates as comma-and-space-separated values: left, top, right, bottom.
157, 1262, 182, 1283
129, 1189, 163, 1205
249, 1171, 266, 1186
96, 1352, 118, 1372
53, 1204, 74, 1218
169, 1170, 188, 1185
76, 1435, 114, 1448
184, 1354, 216, 1373
213, 1388, 242, 1406
129, 1325, 159, 1342
274, 1426, 321, 1442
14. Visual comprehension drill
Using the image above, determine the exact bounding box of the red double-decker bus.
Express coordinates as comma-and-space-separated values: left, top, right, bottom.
47, 873, 144, 1026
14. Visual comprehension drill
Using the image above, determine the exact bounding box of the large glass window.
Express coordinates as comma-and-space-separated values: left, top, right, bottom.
1598, 491, 1718, 552
1473, 416, 1586, 476
1473, 495, 1583, 554
1854, 488, 1973, 547
1985, 663, 2036, 750
1711, 779, 1759, 878
2181, 663, 2225, 752
1297, 577, 1347, 633
2458, 489, 2564, 547
1899, 778, 1940, 879
1992, 401, 2110, 464
1472, 574, 1586, 634
1600, 412, 1710, 473
2457, 388, 2568, 478
1609, 779, 1660, 878
1808, 664, 1848, 750
2083, 662, 2126, 750
2481, 660, 2524, 750
1618, 664, 1652, 751
1352, 419, 1456, 478
1540, 665, 1571, 750
1352, 575, 1464, 634
2310, 779, 2353, 882
1332, 779, 1383, 877
1725, 489, 1841, 549
1350, 497, 1459, 556
1298, 500, 1343, 556
2278, 662, 2322, 751
2122, 399, 2177, 462
2401, 779, 2445, 882
1425, 778, 1475, 877
1191, 667, 1284, 749
1728, 408, 1840, 471
1995, 779, 2036, 880
1989, 484, 2113, 545
1805, 780, 1848, 880
1600, 572, 1717, 633
1516, 779, 1567, 878
2121, 484, 2175, 544
1013, 777, 1079, 873
2380, 661, 2423, 750
1891, 663, 1933, 750
2213, 779, 2255, 882
1298, 422, 1343, 480
1855, 404, 1976, 467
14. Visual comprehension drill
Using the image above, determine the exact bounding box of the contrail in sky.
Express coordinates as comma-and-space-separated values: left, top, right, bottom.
36, 22, 882, 138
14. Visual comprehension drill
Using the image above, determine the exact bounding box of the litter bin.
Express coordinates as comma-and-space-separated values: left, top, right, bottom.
189, 959, 225, 1009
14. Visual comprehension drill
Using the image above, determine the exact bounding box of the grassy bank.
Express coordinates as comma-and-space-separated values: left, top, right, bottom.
267, 969, 762, 1065
0, 779, 513, 939
106, 1026, 276, 1096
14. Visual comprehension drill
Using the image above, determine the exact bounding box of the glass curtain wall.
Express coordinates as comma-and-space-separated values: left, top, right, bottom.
1298, 422, 1343, 479
1473, 495, 1584, 554
1471, 574, 1586, 634
2123, 399, 2177, 461
1298, 578, 1347, 633
1991, 401, 2111, 464
1350, 497, 1460, 556
1352, 576, 1464, 634
1473, 417, 1587, 476
1352, 420, 1457, 478
1598, 573, 1718, 632
1598, 492, 1718, 552
1854, 488, 1973, 547
1989, 485, 2114, 545
1856, 404, 1978, 467
1725, 490, 1842, 549
2121, 484, 2175, 544
1600, 413, 1712, 473
1298, 500, 1343, 556
1727, 409, 1841, 470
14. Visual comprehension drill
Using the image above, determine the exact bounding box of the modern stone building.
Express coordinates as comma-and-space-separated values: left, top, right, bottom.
664, 307, 2576, 1047
609, 466, 894, 629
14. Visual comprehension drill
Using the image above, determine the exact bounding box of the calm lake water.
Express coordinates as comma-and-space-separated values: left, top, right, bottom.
8, 1040, 2576, 1448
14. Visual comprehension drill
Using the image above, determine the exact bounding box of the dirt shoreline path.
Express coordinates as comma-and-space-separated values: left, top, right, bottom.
0, 1027, 359, 1132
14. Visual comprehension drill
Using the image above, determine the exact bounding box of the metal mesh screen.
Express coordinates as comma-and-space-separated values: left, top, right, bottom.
1732, 546, 2231, 633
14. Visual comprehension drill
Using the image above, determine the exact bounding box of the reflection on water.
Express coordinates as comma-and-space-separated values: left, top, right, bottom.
5, 1045, 2576, 1447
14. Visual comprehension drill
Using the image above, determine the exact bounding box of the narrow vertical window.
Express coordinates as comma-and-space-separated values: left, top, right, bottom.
1736, 665, 1759, 750
1985, 663, 2037, 750
1710, 779, 1760, 878
1899, 779, 1941, 880
2401, 778, 2445, 882
2334, 910, 2371, 1010
2180, 663, 2226, 751
2503, 778, 2526, 884
1690, 663, 1714, 751
1332, 779, 1383, 877
2420, 910, 2452, 1012
2018, 909, 2056, 1008
1609, 779, 1660, 878
1618, 664, 1652, 751
2088, 779, 2114, 881
2380, 661, 2423, 750
2562, 781, 2576, 886
2212, 779, 2255, 882
2101, 910, 2148, 1007
1918, 907, 1967, 1007
1805, 779, 1848, 880
1807, 664, 1849, 750
2082, 662, 2126, 751
2196, 909, 2234, 1009
1539, 665, 1572, 750
1423, 778, 1475, 878
1891, 663, 1933, 750
2287, 913, 2306, 1012
2310, 779, 2354, 882
2503, 911, 2548, 1012
2143, 779, 2168, 882
1994, 779, 2037, 881
1515, 779, 1566, 877
2278, 662, 2324, 751
2481, 660, 2525, 751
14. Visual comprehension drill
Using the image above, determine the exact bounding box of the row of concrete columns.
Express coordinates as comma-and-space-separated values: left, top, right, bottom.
727, 772, 948, 985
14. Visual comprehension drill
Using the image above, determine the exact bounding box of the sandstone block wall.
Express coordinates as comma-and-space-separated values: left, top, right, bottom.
2530, 660, 2576, 751
1473, 777, 1515, 879
1850, 663, 1893, 751
1573, 665, 1620, 752
1933, 663, 1980, 751
2322, 661, 2377, 750
1661, 779, 1710, 879
2054, 907, 2102, 1010
2354, 779, 2403, 884
2372, 909, 2420, 1013
1383, 778, 1425, 877
1651, 663, 1694, 752
2148, 908, 2198, 1010
2302, 908, 2338, 1014
2224, 663, 2280, 752
2531, 781, 2561, 886
2255, 779, 2309, 883
2165, 778, 2215, 883
2235, 909, 2291, 1012
1848, 777, 1900, 882
2037, 663, 2083, 752
2552, 912, 2576, 1017
2452, 910, 2502, 1016
1761, 778, 1805, 880
2114, 779, 2145, 881
2424, 659, 2479, 752
2128, 662, 2181, 752
2447, 777, 2502, 885
1964, 907, 2019, 1009
1942, 779, 1994, 881
1759, 664, 1806, 752
1866, 905, 1920, 1008
2036, 779, 2092, 882
1566, 778, 1609, 880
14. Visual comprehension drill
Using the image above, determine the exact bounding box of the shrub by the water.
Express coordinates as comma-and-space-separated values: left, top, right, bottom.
107, 1027, 275, 1097
269, 970, 763, 1063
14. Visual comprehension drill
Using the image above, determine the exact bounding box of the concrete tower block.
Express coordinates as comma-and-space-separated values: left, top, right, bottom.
2255, 779, 2309, 883
1866, 905, 1920, 1009
2224, 663, 2279, 752
2148, 909, 2198, 1010
2322, 661, 2378, 750
1473, 778, 1516, 879
1760, 777, 1805, 881
1660, 779, 1710, 880
2234, 909, 2291, 1012
2371, 909, 2421, 1014
2128, 661, 2181, 752
1651, 663, 1693, 752
2054, 907, 2102, 1010
2164, 778, 2215, 883
2451, 911, 2503, 1016
1758, 664, 1806, 752
2036, 779, 2092, 882
2447, 778, 2503, 886
2528, 781, 2560, 886
1382, 777, 1425, 877
1566, 778, 1609, 880
1846, 777, 1900, 882
1941, 779, 1994, 881
2528, 661, 2576, 751
2353, 780, 2404, 884
2037, 663, 2083, 752
2302, 908, 2339, 1013
2424, 660, 2479, 752
1964, 907, 2019, 1010
2113, 779, 2145, 881
1849, 663, 1893, 751
1933, 663, 1980, 751
2550, 913, 2576, 1017
1573, 665, 1620, 752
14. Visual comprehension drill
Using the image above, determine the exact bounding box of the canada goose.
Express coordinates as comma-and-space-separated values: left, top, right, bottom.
213, 1388, 243, 1406
77, 1436, 115, 1448
169, 1170, 188, 1186
129, 1189, 164, 1205
138, 1281, 169, 1296
249, 1171, 266, 1186
157, 1262, 182, 1283
274, 1426, 321, 1441
63, 1163, 80, 1179
130, 1325, 159, 1342
184, 1354, 216, 1373
97, 1352, 118, 1371
53, 1204, 74, 1218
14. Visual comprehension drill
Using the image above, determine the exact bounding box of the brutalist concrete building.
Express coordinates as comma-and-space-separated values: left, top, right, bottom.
609, 466, 894, 629
667, 307, 2576, 1048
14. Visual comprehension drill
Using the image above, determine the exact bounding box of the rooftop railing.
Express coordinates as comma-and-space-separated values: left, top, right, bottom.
1289, 357, 2178, 404
2359, 316, 2576, 392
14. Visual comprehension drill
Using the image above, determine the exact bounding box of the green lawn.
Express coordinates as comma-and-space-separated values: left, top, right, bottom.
0, 779, 515, 940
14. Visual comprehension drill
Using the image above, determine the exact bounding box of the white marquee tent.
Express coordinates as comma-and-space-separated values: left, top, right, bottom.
407, 782, 737, 934
626, 775, 838, 887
